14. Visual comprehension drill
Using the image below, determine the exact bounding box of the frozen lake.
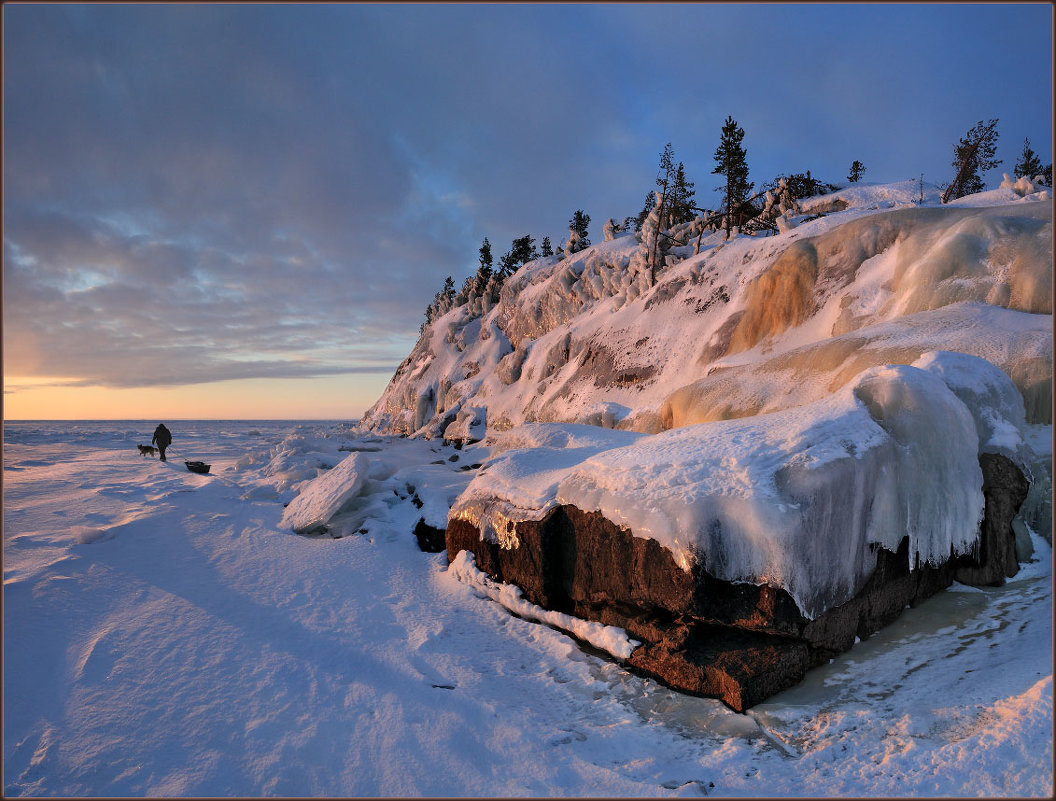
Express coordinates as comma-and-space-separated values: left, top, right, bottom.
3, 420, 1052, 796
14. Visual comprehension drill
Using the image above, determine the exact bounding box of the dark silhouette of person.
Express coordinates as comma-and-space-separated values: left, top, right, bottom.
152, 423, 172, 462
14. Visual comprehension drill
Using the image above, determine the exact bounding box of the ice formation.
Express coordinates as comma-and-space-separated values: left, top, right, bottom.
360, 182, 1052, 443
280, 451, 370, 534
357, 180, 1051, 619
451, 356, 1016, 618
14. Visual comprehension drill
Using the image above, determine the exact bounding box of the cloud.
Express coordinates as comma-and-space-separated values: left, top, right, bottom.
3, 3, 1052, 396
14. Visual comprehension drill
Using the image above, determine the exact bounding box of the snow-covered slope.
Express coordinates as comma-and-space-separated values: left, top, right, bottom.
361, 180, 1052, 440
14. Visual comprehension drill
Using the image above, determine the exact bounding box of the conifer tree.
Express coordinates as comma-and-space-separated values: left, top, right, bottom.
540, 236, 553, 257
653, 143, 676, 228
635, 190, 656, 232
1014, 138, 1044, 180
568, 210, 591, 251
498, 250, 518, 279
669, 162, 696, 225
712, 116, 753, 239
943, 119, 1002, 203
847, 160, 866, 183
510, 234, 537, 265
474, 237, 494, 295
473, 263, 492, 295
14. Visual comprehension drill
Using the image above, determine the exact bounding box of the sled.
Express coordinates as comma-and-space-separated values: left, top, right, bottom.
184, 461, 211, 474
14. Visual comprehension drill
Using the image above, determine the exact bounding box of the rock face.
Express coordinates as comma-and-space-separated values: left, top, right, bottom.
446, 453, 1029, 711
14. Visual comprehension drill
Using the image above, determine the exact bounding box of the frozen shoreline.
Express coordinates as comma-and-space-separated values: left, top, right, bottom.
3, 420, 1052, 797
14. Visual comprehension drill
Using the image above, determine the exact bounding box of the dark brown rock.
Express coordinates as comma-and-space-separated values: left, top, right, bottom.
445, 453, 1029, 709
954, 452, 1030, 586
413, 518, 446, 553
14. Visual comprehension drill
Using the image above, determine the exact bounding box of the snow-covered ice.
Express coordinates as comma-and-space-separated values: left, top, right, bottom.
3, 420, 1052, 796
453, 355, 1035, 618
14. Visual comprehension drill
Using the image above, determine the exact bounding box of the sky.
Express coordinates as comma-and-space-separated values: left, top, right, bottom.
3, 3, 1053, 421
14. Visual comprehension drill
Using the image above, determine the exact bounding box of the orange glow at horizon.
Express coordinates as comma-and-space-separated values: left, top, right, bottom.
2, 374, 391, 420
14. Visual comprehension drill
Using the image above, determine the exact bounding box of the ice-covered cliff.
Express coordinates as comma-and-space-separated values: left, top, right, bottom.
360, 180, 1052, 442
326, 179, 1052, 707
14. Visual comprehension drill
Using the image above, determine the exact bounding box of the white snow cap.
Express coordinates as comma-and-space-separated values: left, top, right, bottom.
451, 356, 1025, 619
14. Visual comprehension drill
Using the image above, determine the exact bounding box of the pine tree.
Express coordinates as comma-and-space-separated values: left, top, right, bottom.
777, 170, 837, 201
634, 190, 656, 232
540, 236, 553, 257
712, 116, 753, 239
498, 250, 518, 279
943, 119, 1002, 203
669, 162, 696, 225
652, 143, 676, 228
473, 237, 494, 295
848, 160, 866, 183
473, 263, 492, 295
442, 275, 455, 305
1014, 138, 1044, 180
568, 210, 590, 250
510, 234, 537, 265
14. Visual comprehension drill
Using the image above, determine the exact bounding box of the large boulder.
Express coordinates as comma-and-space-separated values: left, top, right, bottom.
446, 453, 1029, 712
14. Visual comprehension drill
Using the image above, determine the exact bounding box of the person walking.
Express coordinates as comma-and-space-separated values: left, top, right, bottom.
151, 423, 172, 462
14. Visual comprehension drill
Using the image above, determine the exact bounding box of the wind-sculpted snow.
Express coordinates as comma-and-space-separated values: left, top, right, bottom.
662, 303, 1052, 428
359, 182, 1052, 445
6, 420, 1049, 796
451, 357, 1029, 619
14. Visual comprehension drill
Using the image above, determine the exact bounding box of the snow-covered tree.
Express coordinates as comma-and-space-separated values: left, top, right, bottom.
474, 237, 493, 295
570, 210, 590, 244
775, 170, 838, 201
478, 237, 493, 272
633, 190, 667, 284
603, 218, 621, 241
457, 274, 476, 304
942, 118, 1002, 203
1014, 138, 1044, 180
712, 116, 753, 239
497, 234, 537, 279
847, 160, 866, 183
564, 211, 590, 256
634, 190, 656, 232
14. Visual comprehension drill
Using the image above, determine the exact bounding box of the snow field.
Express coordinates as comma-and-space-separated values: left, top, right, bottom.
3, 421, 1052, 796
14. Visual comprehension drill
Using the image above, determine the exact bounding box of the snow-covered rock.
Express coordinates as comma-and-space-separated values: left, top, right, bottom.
360, 182, 1052, 441
351, 180, 1051, 709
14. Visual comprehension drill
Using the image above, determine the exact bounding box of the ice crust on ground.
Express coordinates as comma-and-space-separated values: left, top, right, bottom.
4, 421, 1051, 797
453, 357, 1005, 617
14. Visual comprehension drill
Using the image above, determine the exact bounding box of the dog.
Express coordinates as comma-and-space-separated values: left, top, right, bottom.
137, 444, 157, 457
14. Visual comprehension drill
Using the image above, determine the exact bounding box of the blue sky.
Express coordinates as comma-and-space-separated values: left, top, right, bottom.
3, 3, 1052, 419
